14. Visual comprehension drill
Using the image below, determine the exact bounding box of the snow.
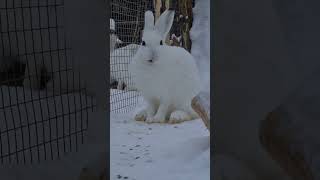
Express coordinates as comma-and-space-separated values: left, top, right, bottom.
110, 89, 210, 180
190, 0, 211, 93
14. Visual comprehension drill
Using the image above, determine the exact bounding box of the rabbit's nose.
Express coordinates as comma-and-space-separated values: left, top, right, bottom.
150, 47, 157, 56
150, 49, 154, 57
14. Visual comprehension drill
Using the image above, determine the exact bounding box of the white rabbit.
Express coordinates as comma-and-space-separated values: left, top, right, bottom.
129, 10, 202, 124
110, 43, 139, 90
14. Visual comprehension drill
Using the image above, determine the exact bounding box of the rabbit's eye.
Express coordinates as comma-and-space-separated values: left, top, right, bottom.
160, 40, 163, 45
142, 41, 146, 46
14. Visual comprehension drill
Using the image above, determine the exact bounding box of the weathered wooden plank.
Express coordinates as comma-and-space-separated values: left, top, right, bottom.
191, 91, 210, 131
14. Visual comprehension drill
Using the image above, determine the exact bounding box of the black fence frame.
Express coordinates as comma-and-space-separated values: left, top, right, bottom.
0, 0, 94, 164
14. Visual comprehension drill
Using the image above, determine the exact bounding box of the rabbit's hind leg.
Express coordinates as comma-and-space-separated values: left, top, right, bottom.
168, 110, 193, 124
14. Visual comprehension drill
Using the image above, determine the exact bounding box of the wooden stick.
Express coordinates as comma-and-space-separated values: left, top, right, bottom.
191, 91, 210, 131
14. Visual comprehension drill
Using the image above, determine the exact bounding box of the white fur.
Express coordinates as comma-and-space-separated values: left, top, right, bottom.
129, 10, 201, 123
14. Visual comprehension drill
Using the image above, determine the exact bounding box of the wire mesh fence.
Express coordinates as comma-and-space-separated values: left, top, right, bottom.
110, 0, 153, 113
0, 0, 94, 164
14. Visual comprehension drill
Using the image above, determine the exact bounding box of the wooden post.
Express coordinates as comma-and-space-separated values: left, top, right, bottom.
191, 91, 210, 131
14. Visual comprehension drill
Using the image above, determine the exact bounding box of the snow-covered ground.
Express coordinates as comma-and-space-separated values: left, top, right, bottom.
110, 89, 210, 180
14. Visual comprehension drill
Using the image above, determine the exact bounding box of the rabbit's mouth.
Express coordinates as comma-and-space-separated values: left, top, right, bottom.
143, 59, 154, 65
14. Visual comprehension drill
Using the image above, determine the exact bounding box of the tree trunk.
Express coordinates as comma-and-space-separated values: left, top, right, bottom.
164, 0, 173, 44
155, 0, 193, 49
155, 0, 162, 20
178, 0, 193, 52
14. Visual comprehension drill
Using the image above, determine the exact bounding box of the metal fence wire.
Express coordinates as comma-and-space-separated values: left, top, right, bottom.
110, 0, 153, 113
0, 0, 94, 164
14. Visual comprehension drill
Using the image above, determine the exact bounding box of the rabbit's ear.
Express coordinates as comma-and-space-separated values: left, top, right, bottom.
144, 11, 155, 30
154, 10, 175, 39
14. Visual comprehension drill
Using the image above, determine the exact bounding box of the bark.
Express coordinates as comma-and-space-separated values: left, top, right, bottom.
164, 0, 172, 44
155, 0, 162, 20
178, 0, 193, 51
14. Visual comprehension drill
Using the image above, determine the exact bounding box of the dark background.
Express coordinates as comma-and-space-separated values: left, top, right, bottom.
2, 0, 320, 179
213, 0, 320, 179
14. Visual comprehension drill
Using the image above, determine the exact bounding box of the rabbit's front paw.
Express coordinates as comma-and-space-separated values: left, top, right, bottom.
146, 115, 166, 124
169, 110, 192, 124
135, 109, 148, 121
